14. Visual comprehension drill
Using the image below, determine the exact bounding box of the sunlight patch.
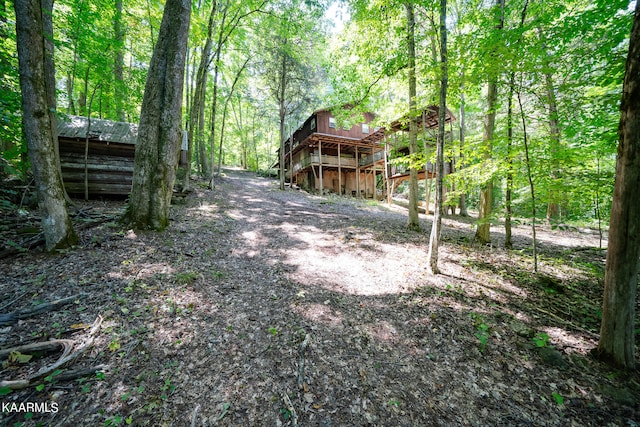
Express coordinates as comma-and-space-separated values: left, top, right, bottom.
293, 303, 344, 328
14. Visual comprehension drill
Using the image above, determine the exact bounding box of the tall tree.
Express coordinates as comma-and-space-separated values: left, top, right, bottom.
595, 0, 640, 370
216, 57, 250, 175
474, 0, 504, 244
123, 0, 191, 230
186, 0, 217, 187
207, 0, 264, 187
406, 3, 419, 229
113, 0, 125, 122
261, 0, 321, 191
14, 0, 77, 250
427, 0, 448, 274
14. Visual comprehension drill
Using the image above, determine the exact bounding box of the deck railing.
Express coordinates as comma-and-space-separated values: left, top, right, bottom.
360, 150, 385, 166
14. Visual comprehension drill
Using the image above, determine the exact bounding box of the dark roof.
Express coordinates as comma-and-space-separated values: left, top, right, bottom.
57, 115, 138, 145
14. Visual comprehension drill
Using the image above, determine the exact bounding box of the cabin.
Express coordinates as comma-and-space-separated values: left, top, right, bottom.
275, 106, 455, 200
57, 115, 137, 197
276, 109, 383, 198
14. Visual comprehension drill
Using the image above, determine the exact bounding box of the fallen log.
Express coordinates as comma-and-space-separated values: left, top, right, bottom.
0, 294, 85, 326
0, 339, 74, 361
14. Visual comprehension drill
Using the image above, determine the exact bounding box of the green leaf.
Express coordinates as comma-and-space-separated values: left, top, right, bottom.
0, 386, 12, 396
552, 392, 564, 406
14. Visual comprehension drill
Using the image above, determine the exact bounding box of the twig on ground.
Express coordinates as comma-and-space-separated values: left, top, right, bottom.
0, 294, 86, 326
0, 291, 28, 311
190, 403, 200, 427
297, 333, 310, 390
282, 393, 298, 427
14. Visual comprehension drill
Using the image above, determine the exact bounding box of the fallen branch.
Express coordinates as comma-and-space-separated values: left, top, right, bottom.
0, 339, 75, 361
33, 315, 102, 378
531, 305, 599, 339
0, 215, 115, 259
0, 316, 103, 391
0, 294, 85, 326
55, 364, 108, 382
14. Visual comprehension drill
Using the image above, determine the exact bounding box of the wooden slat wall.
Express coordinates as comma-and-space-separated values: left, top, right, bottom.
59, 138, 135, 196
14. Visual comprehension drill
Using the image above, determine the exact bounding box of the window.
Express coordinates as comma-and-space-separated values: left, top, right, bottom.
362, 123, 370, 134
310, 118, 316, 130
329, 117, 336, 128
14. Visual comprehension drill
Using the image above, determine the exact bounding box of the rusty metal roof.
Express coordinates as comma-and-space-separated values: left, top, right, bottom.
57, 115, 138, 145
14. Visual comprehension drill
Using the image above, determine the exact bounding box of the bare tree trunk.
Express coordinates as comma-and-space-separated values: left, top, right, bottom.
427, 0, 448, 274
123, 0, 191, 230
595, 1, 640, 370
517, 85, 537, 272
14, 0, 77, 251
406, 3, 419, 230
504, 74, 514, 249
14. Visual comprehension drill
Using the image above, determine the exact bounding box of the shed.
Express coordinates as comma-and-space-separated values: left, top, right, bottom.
57, 115, 137, 196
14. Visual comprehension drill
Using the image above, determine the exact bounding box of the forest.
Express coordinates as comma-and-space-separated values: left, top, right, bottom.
1, 0, 639, 425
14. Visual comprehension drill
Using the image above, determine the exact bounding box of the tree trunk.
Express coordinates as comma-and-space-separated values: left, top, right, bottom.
505, 74, 514, 249
475, 0, 504, 244
14, 0, 77, 251
517, 85, 538, 272
458, 72, 468, 217
505, 0, 528, 249
217, 58, 249, 176
595, 1, 640, 370
123, 0, 191, 230
278, 52, 287, 191
475, 81, 497, 243
544, 70, 562, 223
187, 1, 217, 187
427, 0, 448, 274
113, 0, 125, 122
406, 3, 419, 230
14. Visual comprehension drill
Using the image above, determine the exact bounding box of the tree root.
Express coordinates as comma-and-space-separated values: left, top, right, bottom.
0, 315, 103, 391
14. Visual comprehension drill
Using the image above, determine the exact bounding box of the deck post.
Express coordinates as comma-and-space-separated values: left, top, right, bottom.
356, 146, 360, 198
318, 140, 323, 195
385, 137, 392, 204
289, 134, 293, 187
338, 143, 342, 195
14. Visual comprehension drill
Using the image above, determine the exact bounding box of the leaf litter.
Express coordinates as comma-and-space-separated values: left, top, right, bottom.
0, 168, 638, 426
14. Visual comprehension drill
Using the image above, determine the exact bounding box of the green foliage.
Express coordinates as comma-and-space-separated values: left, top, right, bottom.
174, 271, 198, 285
2, 0, 628, 230
533, 332, 550, 348
36, 369, 64, 391
470, 312, 490, 352
552, 392, 564, 406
